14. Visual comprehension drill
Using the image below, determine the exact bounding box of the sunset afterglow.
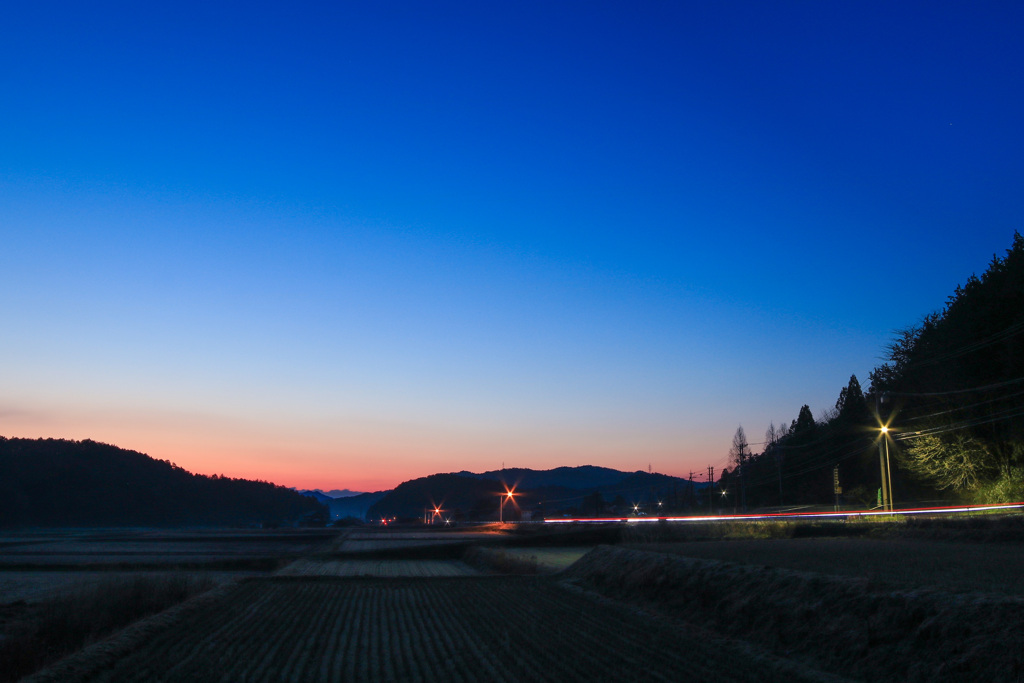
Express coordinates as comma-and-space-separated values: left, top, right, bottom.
2, 2, 1022, 492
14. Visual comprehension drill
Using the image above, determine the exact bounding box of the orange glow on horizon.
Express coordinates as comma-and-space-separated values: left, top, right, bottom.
1, 404, 722, 493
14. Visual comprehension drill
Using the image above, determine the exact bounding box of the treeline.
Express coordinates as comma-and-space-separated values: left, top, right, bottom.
871, 232, 1024, 502
723, 232, 1024, 508
719, 377, 887, 509
0, 437, 327, 527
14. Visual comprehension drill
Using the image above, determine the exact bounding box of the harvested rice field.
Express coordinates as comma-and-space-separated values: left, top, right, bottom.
28, 576, 839, 683
276, 559, 479, 577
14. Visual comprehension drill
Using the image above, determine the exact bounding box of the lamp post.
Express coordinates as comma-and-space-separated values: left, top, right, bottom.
876, 393, 892, 512
499, 489, 516, 523
880, 426, 894, 512
877, 426, 889, 511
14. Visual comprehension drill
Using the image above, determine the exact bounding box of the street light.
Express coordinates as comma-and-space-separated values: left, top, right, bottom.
876, 393, 894, 513
880, 425, 894, 512
499, 488, 516, 523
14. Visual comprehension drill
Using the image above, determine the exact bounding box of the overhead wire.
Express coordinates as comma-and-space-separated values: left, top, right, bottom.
895, 386, 1024, 424
889, 316, 1024, 370
883, 375, 1024, 397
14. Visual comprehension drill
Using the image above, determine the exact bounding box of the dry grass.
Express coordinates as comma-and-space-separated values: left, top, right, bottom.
325, 528, 503, 557
618, 511, 1024, 545
0, 574, 216, 683
629, 536, 1024, 596
563, 545, 1024, 682
486, 547, 591, 572
0, 570, 244, 604
464, 546, 542, 574
0, 528, 335, 681
0, 528, 340, 570
276, 558, 479, 577
620, 519, 844, 544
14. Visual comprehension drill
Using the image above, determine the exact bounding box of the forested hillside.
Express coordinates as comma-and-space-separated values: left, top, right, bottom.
724, 233, 1024, 508
0, 437, 327, 527
871, 232, 1024, 501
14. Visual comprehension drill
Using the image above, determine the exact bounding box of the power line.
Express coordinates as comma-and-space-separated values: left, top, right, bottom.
737, 399, 1024, 490
895, 404, 1024, 442
891, 317, 1024, 370
884, 375, 1024, 398
897, 386, 1024, 424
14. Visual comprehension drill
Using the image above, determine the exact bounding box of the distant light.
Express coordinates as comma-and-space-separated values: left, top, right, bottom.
881, 426, 889, 434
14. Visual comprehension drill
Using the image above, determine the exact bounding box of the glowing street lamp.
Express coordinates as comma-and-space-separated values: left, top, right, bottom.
879, 425, 894, 512
499, 488, 517, 523
876, 392, 894, 513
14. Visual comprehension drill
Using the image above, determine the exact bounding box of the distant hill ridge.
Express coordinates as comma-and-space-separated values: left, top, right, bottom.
454, 465, 633, 490
0, 437, 327, 528
294, 488, 367, 500
367, 466, 695, 521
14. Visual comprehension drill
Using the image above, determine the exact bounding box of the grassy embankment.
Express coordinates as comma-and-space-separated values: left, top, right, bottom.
0, 527, 341, 681
0, 574, 215, 683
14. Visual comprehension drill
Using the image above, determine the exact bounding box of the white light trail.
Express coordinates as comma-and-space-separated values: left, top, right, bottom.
541, 502, 1024, 524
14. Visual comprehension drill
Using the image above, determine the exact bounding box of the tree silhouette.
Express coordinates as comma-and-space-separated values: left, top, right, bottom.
730, 426, 749, 511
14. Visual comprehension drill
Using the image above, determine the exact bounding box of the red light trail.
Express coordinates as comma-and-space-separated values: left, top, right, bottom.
542, 502, 1024, 524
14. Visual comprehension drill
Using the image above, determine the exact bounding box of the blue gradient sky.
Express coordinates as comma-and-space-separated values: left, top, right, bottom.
2, 2, 1022, 491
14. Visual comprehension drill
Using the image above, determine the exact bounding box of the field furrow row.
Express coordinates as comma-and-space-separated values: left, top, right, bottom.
56, 576, 826, 682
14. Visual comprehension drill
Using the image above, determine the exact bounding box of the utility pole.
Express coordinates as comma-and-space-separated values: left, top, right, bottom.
876, 393, 891, 511
833, 466, 841, 512
880, 430, 888, 509
739, 452, 746, 513
777, 444, 784, 507
689, 471, 695, 511
707, 466, 715, 514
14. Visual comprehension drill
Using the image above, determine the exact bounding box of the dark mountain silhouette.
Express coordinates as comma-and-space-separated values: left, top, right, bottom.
367, 473, 506, 522
324, 489, 365, 498
326, 491, 387, 520
0, 437, 326, 528
294, 488, 382, 518
296, 490, 336, 504
368, 468, 693, 521
295, 488, 368, 500
456, 465, 632, 490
